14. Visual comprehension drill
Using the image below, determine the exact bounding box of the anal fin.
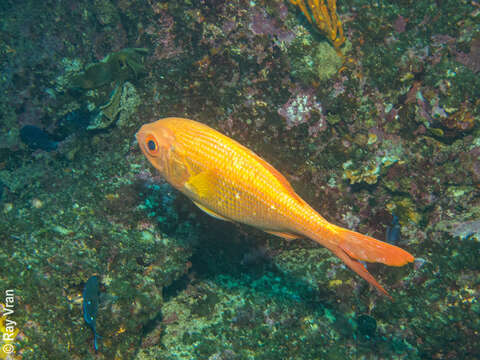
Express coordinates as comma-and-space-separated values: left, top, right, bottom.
264, 230, 300, 240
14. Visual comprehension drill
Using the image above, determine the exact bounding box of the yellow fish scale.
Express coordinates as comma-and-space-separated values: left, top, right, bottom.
164, 119, 319, 233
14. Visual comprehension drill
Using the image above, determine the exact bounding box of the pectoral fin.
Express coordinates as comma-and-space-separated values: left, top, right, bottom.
264, 230, 300, 240
184, 170, 217, 199
193, 201, 231, 222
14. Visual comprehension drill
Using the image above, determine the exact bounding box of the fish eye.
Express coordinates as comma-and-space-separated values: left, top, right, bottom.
145, 135, 159, 154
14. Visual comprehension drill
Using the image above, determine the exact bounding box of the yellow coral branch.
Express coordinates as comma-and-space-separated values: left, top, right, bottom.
290, 0, 346, 51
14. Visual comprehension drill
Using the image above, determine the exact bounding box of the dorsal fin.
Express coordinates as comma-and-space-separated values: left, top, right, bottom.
245, 148, 305, 204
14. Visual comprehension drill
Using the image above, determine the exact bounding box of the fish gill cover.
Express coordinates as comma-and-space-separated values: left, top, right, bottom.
0, 0, 479, 359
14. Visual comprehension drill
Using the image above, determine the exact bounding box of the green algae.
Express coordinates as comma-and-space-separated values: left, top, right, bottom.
288, 30, 349, 84
342, 141, 403, 185
72, 48, 148, 90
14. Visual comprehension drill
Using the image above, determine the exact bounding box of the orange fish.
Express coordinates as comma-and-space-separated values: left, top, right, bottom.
136, 117, 414, 298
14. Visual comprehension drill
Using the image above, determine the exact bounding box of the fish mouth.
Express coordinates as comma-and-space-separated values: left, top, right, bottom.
135, 130, 143, 143
135, 130, 147, 154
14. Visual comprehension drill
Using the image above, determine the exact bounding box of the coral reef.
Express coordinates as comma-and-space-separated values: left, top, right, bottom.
86, 81, 141, 130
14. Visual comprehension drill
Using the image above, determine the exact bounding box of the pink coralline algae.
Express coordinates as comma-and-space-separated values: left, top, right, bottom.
449, 220, 480, 240
146, 10, 184, 60
393, 15, 408, 34
247, 7, 294, 64
249, 8, 294, 43
278, 86, 326, 135
456, 38, 480, 73
405, 82, 449, 126
430, 34, 480, 73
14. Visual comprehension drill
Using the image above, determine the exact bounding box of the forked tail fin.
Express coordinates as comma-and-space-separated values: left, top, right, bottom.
314, 225, 414, 298
332, 245, 392, 299
335, 226, 414, 266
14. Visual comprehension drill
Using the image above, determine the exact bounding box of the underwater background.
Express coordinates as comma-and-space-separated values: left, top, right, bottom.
0, 0, 479, 359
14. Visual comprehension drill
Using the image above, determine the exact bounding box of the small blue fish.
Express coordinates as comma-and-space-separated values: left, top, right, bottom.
386, 215, 401, 245
55, 109, 93, 139
83, 275, 100, 352
20, 125, 58, 151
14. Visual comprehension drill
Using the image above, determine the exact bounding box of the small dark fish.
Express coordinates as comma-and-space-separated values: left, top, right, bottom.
54, 109, 93, 140
20, 125, 57, 151
83, 275, 100, 352
386, 214, 401, 245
